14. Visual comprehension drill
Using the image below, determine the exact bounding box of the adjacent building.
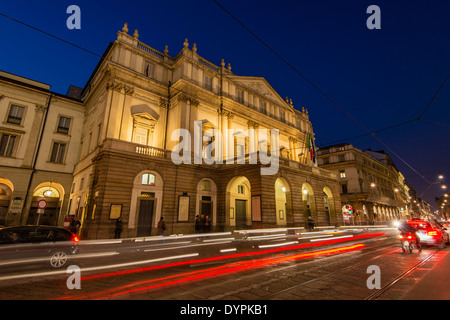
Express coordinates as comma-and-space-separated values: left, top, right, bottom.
0, 71, 84, 227
316, 143, 424, 224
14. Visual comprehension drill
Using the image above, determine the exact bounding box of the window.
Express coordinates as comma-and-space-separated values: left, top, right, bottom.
338, 154, 345, 162
204, 75, 212, 91
134, 127, 148, 145
0, 134, 17, 157
237, 90, 244, 104
144, 62, 154, 77
7, 105, 25, 125
142, 173, 155, 186
340, 170, 346, 178
50, 142, 66, 163
57, 116, 71, 134
201, 180, 211, 191
237, 185, 245, 194
260, 101, 266, 114
280, 111, 286, 123
341, 184, 348, 194
97, 123, 102, 145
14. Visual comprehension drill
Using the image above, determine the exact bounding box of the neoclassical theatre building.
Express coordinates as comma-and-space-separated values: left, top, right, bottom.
0, 23, 343, 239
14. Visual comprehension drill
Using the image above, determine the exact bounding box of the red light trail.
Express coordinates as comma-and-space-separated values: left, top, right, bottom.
60, 241, 367, 300
79, 232, 384, 282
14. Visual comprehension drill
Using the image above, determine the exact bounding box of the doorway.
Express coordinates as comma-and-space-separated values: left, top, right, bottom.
137, 199, 154, 237
235, 199, 247, 229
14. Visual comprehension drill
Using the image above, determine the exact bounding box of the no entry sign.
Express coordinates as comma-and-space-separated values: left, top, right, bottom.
37, 199, 48, 210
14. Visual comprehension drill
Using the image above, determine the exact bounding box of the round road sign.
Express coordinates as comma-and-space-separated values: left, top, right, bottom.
37, 199, 48, 210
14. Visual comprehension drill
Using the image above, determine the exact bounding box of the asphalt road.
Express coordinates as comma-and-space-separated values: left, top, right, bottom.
0, 227, 447, 306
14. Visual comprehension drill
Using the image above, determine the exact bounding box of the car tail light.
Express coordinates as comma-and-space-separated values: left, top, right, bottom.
72, 235, 80, 243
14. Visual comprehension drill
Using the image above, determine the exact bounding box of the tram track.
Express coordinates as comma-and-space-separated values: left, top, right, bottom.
156, 237, 399, 300
364, 249, 440, 300
244, 238, 398, 300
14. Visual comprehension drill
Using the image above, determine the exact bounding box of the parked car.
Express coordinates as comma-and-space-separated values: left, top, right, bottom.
407, 219, 449, 248
0, 226, 79, 268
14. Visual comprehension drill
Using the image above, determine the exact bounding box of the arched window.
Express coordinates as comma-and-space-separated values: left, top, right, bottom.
33, 186, 60, 198
141, 173, 155, 186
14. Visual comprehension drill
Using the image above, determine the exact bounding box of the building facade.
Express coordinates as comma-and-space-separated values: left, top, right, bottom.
70, 24, 343, 239
0, 23, 344, 239
0, 71, 84, 227
317, 143, 414, 224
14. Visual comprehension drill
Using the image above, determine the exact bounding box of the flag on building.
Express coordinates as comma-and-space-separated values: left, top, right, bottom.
306, 134, 317, 166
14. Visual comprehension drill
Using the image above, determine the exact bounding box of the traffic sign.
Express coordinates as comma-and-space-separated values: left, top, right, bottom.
37, 199, 47, 210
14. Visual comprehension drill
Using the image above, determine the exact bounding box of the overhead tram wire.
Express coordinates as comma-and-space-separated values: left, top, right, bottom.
317, 118, 419, 147
318, 74, 450, 146
417, 74, 450, 120
212, 0, 448, 186
0, 11, 204, 112
0, 12, 103, 60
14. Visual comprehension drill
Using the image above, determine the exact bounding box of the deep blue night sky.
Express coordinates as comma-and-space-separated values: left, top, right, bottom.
1, 0, 449, 209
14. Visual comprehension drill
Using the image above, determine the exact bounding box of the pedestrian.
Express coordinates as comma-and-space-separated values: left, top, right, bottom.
114, 217, 123, 239
70, 216, 81, 235
195, 215, 202, 234
157, 216, 166, 236
204, 215, 212, 233
307, 216, 315, 232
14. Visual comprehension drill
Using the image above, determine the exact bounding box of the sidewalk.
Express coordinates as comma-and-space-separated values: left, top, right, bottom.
401, 248, 450, 300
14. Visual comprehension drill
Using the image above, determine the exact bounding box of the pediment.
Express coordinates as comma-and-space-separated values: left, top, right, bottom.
228, 76, 293, 111
131, 104, 160, 121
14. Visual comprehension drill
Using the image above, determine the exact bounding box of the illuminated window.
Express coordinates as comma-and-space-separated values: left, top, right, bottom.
340, 170, 346, 178
134, 127, 148, 145
33, 186, 60, 198
142, 173, 155, 186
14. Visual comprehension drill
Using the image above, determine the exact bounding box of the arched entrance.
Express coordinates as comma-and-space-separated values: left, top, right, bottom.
0, 178, 13, 226
323, 186, 335, 226
28, 182, 65, 226
196, 178, 217, 230
302, 182, 316, 226
129, 170, 163, 237
226, 176, 251, 229
275, 178, 290, 226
